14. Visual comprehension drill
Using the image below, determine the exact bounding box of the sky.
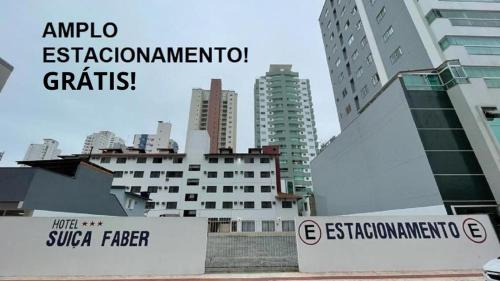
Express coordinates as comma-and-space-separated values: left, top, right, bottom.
0, 0, 339, 167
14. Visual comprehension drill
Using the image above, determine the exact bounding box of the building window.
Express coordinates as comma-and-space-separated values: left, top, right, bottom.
262, 220, 275, 232
356, 20, 362, 30
207, 186, 217, 193
116, 157, 126, 164
205, 202, 216, 209
383, 26, 394, 42
361, 36, 367, 48
145, 202, 155, 209
136, 157, 146, 164
352, 50, 359, 61
133, 171, 144, 178
282, 201, 293, 208
390, 47, 403, 64
224, 158, 234, 163
361, 85, 368, 98
348, 34, 355, 46
166, 171, 183, 178
342, 88, 348, 98
260, 158, 270, 164
147, 186, 158, 193
261, 186, 272, 193
173, 157, 183, 164
244, 186, 254, 193
152, 157, 162, 164
244, 157, 254, 163
185, 194, 198, 201
187, 178, 199, 186
130, 186, 141, 193
222, 202, 233, 209
208, 157, 218, 163
367, 53, 373, 65
100, 157, 110, 164
244, 171, 254, 178
282, 220, 295, 232
150, 171, 161, 178
125, 198, 135, 210
260, 171, 271, 178
335, 58, 341, 67
244, 201, 255, 209
372, 73, 380, 85
113, 171, 123, 178
168, 186, 179, 193
376, 6, 386, 23
183, 210, 196, 217
224, 171, 234, 178
188, 164, 201, 171
356, 67, 363, 78
166, 202, 177, 209
223, 186, 234, 193
261, 201, 272, 209
242, 221, 255, 232
207, 171, 217, 178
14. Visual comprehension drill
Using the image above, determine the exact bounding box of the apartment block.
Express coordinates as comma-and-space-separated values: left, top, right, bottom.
314, 0, 500, 224
82, 131, 126, 154
79, 131, 298, 232
0, 57, 13, 93
23, 139, 61, 161
187, 79, 237, 153
133, 121, 178, 153
254, 65, 319, 196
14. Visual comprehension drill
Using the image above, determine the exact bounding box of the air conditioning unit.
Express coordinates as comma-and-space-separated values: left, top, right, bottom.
233, 201, 238, 204
201, 202, 205, 205
165, 178, 169, 182
204, 171, 207, 174
293, 201, 296, 204
272, 186, 275, 189
202, 186, 206, 190
125, 171, 129, 174
240, 186, 243, 189
161, 171, 165, 174
239, 202, 243, 205
273, 201, 276, 205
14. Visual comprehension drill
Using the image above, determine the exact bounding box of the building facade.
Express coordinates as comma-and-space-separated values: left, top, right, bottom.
315, 0, 500, 223
82, 131, 126, 154
23, 139, 61, 161
187, 79, 237, 153
82, 131, 298, 232
254, 65, 319, 196
0, 57, 13, 93
133, 121, 176, 153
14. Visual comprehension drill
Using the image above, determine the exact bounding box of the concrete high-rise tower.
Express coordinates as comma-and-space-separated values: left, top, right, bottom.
314, 0, 500, 221
254, 65, 319, 195
0, 57, 13, 93
187, 79, 237, 153
23, 139, 61, 161
82, 131, 125, 154
133, 121, 174, 152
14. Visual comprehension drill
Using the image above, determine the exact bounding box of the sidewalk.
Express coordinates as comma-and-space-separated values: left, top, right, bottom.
0, 270, 484, 281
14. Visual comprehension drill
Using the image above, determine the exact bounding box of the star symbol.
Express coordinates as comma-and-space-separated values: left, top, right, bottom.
82, 221, 88, 226
98, 221, 103, 226
90, 221, 95, 226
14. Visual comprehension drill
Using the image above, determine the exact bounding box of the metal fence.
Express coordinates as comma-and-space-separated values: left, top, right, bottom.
205, 220, 298, 273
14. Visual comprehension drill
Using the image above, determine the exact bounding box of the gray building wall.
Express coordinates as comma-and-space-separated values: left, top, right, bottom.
110, 187, 147, 217
0, 57, 13, 93
311, 80, 443, 215
21, 165, 126, 216
362, 0, 433, 76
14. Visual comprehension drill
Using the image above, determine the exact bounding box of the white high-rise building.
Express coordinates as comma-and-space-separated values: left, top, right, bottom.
187, 79, 237, 153
314, 0, 500, 221
82, 131, 125, 154
133, 121, 174, 153
23, 139, 61, 161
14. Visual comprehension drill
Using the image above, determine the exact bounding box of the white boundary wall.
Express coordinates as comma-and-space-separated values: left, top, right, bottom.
296, 215, 500, 273
0, 217, 207, 277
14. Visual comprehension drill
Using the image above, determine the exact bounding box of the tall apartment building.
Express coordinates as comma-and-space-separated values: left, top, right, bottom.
133, 121, 178, 153
82, 131, 125, 154
23, 139, 61, 161
254, 65, 319, 195
187, 79, 237, 153
0, 57, 13, 93
314, 0, 500, 223
77, 131, 298, 232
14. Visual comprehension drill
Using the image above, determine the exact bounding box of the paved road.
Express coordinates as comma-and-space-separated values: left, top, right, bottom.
0, 271, 484, 281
